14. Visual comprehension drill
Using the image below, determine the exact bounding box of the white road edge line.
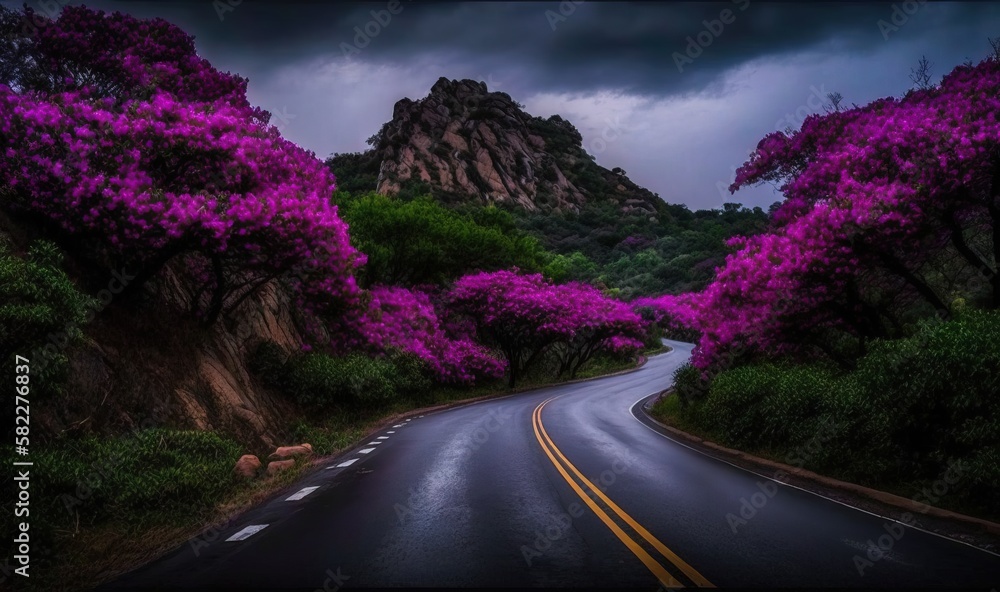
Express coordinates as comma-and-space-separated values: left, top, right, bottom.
285, 486, 320, 501
226, 524, 268, 542
627, 393, 1000, 558
358, 448, 376, 454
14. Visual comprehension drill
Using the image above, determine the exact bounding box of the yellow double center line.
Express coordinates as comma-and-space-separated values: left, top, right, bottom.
531, 397, 714, 589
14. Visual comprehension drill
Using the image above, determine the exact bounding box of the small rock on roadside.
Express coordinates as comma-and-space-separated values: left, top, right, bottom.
269, 444, 313, 459
267, 459, 295, 475
234, 454, 261, 478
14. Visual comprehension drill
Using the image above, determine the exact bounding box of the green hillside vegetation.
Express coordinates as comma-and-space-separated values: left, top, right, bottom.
334, 191, 548, 287
327, 161, 771, 298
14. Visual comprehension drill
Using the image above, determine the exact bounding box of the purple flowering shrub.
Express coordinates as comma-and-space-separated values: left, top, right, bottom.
641, 58, 1000, 373
450, 270, 644, 386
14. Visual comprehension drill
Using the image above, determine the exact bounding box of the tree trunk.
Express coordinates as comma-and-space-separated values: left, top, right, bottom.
875, 250, 950, 313
117, 242, 188, 303
988, 196, 1000, 309
204, 255, 226, 326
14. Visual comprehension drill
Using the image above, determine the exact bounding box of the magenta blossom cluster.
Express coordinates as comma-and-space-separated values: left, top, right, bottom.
450, 270, 644, 384
0, 87, 362, 312
23, 5, 267, 121
0, 6, 362, 317
345, 286, 506, 385
658, 57, 1000, 371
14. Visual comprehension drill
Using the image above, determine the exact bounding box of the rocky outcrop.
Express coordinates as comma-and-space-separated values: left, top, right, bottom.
40, 259, 315, 450
365, 77, 665, 217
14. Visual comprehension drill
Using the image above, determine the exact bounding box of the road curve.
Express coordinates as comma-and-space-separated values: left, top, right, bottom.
101, 341, 1000, 590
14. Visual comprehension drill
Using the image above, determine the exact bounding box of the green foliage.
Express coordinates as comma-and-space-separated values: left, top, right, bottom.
250, 341, 433, 410
542, 251, 599, 283
671, 363, 706, 407
339, 192, 548, 286
527, 115, 585, 160
326, 151, 382, 194
283, 352, 397, 409
386, 348, 434, 394
514, 201, 769, 299
705, 363, 837, 449
852, 310, 1000, 493
284, 418, 367, 457
572, 352, 639, 379
21, 429, 242, 542
327, 116, 770, 299
0, 239, 98, 395
642, 323, 664, 351
677, 310, 1000, 511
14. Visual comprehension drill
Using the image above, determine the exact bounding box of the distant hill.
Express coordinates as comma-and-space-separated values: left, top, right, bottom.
328, 77, 665, 218
328, 77, 772, 300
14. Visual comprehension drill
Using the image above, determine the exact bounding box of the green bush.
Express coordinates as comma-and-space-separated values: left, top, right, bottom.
8, 428, 242, 556
672, 363, 709, 407
250, 341, 434, 410
283, 352, 400, 409
853, 310, 1000, 493
682, 310, 1000, 512
702, 362, 888, 475
0, 240, 98, 395
385, 349, 433, 395
339, 193, 548, 286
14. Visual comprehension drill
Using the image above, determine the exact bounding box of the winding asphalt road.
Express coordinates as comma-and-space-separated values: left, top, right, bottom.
102, 341, 1000, 590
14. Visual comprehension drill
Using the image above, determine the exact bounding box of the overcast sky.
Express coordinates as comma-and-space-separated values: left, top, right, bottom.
8, 0, 1000, 210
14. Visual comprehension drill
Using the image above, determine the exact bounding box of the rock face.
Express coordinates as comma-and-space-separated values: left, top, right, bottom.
365, 77, 664, 217
37, 257, 318, 450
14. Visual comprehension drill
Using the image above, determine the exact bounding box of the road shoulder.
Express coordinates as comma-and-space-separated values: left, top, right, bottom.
632, 391, 1000, 556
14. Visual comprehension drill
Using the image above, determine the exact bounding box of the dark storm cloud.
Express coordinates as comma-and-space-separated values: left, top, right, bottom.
46, 1, 1000, 97
7, 0, 1000, 209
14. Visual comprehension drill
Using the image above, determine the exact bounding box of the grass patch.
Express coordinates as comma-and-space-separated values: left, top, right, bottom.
642, 342, 671, 356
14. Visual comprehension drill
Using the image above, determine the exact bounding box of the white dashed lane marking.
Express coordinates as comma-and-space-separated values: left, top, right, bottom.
387, 431, 395, 434
393, 424, 403, 428
226, 525, 268, 542
358, 448, 376, 454
377, 436, 389, 440
367, 441, 381, 445
285, 486, 320, 501
329, 458, 358, 469
405, 419, 411, 422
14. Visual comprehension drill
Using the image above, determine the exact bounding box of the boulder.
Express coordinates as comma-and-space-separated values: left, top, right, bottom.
269, 444, 313, 459
267, 459, 295, 475
234, 454, 261, 478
